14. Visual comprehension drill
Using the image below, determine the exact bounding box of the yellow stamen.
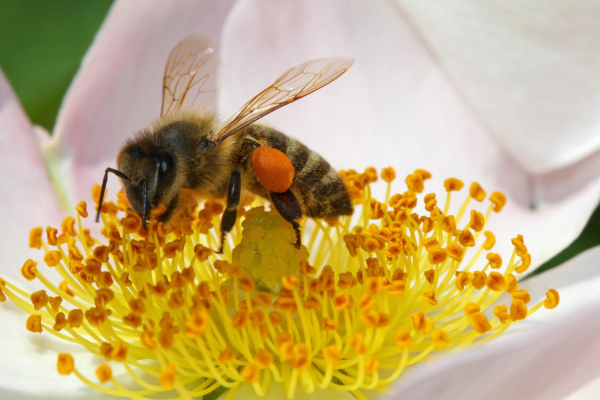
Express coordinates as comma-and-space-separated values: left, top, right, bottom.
0, 168, 560, 400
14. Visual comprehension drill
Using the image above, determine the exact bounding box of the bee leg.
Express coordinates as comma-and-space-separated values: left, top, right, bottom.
270, 190, 303, 249
219, 170, 241, 254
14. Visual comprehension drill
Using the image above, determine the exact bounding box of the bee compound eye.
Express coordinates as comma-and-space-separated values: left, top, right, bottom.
155, 153, 176, 196
157, 152, 174, 173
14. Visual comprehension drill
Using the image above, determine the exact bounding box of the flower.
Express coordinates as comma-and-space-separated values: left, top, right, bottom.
1, 1, 600, 399
0, 169, 561, 399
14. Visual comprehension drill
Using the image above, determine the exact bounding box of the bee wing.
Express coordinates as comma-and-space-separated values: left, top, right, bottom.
213, 57, 354, 142
161, 34, 220, 116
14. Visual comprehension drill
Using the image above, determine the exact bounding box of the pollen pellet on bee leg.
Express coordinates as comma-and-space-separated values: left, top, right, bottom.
252, 147, 295, 193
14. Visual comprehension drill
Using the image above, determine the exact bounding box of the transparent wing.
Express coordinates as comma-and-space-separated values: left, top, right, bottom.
213, 57, 354, 142
161, 34, 219, 116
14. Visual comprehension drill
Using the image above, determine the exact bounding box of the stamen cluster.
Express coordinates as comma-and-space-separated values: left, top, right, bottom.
0, 167, 559, 400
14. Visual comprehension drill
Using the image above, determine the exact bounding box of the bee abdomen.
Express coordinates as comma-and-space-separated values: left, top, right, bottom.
291, 145, 353, 218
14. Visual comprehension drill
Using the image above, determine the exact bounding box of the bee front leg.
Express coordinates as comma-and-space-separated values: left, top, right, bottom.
219, 170, 241, 254
270, 190, 303, 249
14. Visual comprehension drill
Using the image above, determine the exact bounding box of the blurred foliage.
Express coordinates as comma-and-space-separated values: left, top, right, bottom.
0, 0, 598, 278
0, 0, 113, 131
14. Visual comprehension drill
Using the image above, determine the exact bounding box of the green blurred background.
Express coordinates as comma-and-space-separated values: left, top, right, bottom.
0, 0, 598, 278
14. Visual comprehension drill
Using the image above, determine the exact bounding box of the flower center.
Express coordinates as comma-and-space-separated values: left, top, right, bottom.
0, 167, 559, 400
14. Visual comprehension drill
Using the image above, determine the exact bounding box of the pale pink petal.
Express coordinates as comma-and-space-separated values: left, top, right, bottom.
390, 297, 600, 400
0, 293, 107, 399
563, 376, 600, 400
397, 0, 600, 175
219, 0, 600, 266
0, 70, 63, 276
48, 0, 237, 211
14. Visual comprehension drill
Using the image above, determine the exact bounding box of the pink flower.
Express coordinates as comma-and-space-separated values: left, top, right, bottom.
1, 1, 600, 399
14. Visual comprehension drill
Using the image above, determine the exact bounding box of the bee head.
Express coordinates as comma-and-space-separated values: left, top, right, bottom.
116, 143, 179, 226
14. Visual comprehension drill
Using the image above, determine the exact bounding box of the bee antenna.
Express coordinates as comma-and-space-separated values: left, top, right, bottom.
96, 168, 129, 224
141, 180, 148, 231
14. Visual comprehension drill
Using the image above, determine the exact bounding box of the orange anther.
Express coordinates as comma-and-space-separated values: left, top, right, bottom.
395, 329, 413, 349
493, 304, 510, 324
515, 253, 531, 274
506, 274, 518, 294
490, 191, 507, 212
323, 346, 341, 365
53, 312, 68, 331
432, 329, 450, 347
444, 178, 464, 192
365, 356, 380, 374
458, 230, 475, 247
447, 243, 464, 262
441, 215, 456, 233
26, 314, 43, 333
424, 269, 435, 284
239, 275, 256, 293
159, 364, 176, 389
405, 172, 424, 193
482, 231, 496, 250
455, 271, 471, 291
252, 147, 295, 193
486, 272, 506, 291
471, 271, 487, 290
218, 347, 235, 363
486, 253, 502, 269
469, 210, 485, 232
254, 349, 273, 369
194, 244, 212, 261
150, 203, 168, 219
57, 353, 74, 375
21, 259, 37, 281
76, 201, 88, 218
62, 217, 76, 237
511, 289, 531, 305
422, 290, 438, 305
31, 290, 49, 310
44, 251, 62, 267
232, 310, 249, 330
46, 226, 58, 246
350, 333, 366, 354
282, 275, 299, 290
428, 248, 447, 264
464, 303, 481, 316
29, 227, 43, 249
68, 309, 83, 328
469, 182, 486, 202
241, 364, 260, 383
544, 289, 560, 309
381, 167, 396, 183
185, 311, 210, 338
96, 364, 112, 384
269, 311, 284, 328
510, 299, 527, 321
469, 312, 492, 334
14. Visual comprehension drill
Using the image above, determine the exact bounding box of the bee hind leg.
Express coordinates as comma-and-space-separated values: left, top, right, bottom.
219, 170, 241, 254
270, 190, 303, 249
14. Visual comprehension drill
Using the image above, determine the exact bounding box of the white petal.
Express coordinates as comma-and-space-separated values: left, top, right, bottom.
0, 70, 64, 276
396, 0, 600, 175
48, 0, 237, 212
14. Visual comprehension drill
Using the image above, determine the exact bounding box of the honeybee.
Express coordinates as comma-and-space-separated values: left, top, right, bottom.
96, 34, 354, 252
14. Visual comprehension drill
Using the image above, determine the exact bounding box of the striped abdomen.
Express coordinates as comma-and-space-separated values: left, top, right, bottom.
245, 126, 353, 219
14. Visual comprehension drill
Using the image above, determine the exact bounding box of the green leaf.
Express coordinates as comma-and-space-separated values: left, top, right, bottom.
0, 0, 113, 131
